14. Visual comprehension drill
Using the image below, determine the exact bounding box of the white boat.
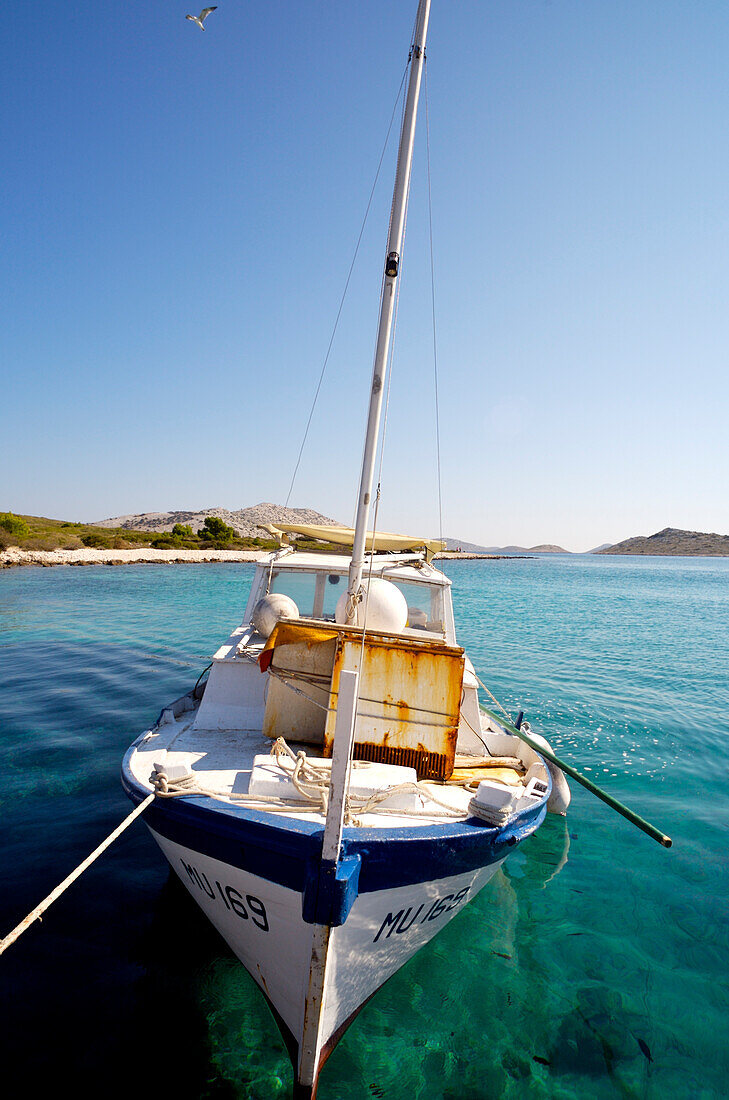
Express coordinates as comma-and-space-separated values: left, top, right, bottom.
122, 3, 569, 1095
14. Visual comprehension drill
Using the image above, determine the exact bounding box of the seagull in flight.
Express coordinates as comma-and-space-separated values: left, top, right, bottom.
186, 6, 217, 30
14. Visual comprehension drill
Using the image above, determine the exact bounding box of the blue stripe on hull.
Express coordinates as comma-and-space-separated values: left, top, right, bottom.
123, 766, 546, 898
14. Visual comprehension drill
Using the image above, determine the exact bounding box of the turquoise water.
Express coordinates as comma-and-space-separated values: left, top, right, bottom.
1, 557, 727, 1098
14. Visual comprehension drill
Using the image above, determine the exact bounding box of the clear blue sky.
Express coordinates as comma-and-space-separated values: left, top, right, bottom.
3, 1, 728, 552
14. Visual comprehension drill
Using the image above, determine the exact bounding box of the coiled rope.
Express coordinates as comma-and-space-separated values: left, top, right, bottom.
150, 736, 468, 825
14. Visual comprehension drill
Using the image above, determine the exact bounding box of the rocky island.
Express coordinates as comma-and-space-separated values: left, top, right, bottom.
93, 503, 339, 539
599, 527, 729, 556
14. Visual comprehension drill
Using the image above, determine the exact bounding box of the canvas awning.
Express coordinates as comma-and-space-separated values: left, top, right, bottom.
261, 523, 445, 560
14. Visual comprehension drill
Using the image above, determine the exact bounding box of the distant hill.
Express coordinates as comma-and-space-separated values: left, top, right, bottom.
91, 509, 571, 554
485, 543, 568, 554
93, 503, 340, 539
442, 537, 494, 553
445, 538, 568, 554
597, 527, 729, 556
587, 543, 614, 553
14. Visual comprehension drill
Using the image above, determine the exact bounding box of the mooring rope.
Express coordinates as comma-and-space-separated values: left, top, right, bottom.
0, 793, 155, 956
474, 672, 516, 726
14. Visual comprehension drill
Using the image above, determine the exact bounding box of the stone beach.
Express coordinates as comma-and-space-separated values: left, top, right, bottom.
0, 547, 511, 569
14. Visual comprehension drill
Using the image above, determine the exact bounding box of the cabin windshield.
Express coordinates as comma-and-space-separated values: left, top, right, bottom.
390, 579, 445, 634
269, 569, 344, 620
267, 568, 446, 634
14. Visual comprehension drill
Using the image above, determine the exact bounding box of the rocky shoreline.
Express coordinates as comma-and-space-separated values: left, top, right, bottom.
0, 547, 272, 569
0, 547, 521, 569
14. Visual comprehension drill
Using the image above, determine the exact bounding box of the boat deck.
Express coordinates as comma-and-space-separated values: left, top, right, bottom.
125, 699, 532, 831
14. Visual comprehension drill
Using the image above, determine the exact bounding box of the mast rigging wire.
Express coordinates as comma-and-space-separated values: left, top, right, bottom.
346, 40, 416, 800
284, 65, 409, 509
425, 61, 444, 545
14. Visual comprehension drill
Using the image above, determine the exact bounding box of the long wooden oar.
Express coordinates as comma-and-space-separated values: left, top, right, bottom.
481, 705, 672, 848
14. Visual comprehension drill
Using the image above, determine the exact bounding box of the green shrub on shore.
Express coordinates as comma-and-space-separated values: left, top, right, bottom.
0, 515, 159, 550
82, 532, 112, 549
0, 513, 280, 554
0, 513, 31, 542
172, 524, 197, 539
23, 535, 84, 551
198, 516, 238, 546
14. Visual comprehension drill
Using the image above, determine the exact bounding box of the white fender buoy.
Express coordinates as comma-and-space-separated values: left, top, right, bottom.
525, 729, 571, 815
252, 593, 299, 638
335, 577, 408, 633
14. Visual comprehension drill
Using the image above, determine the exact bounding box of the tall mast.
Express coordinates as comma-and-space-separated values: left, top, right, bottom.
346, 0, 432, 619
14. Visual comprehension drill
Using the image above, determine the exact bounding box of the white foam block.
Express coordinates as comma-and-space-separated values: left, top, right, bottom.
247, 754, 419, 810
473, 779, 516, 812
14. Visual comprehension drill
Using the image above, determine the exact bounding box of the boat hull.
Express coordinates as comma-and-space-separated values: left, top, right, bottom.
123, 774, 546, 1095
122, 706, 548, 1095
148, 823, 504, 1092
